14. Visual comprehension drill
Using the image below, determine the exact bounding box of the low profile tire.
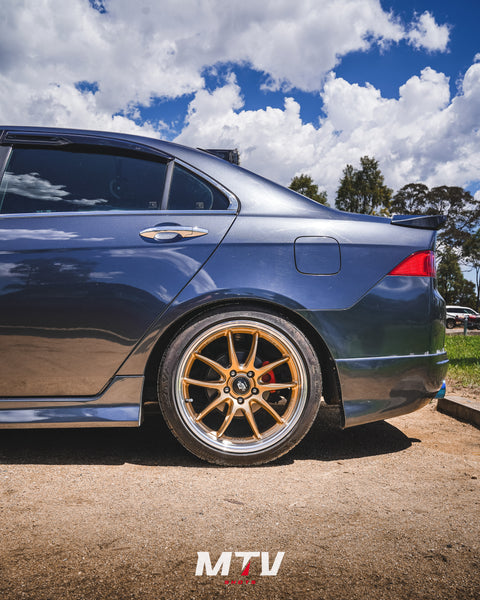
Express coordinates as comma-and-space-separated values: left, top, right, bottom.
446, 319, 455, 329
158, 306, 322, 466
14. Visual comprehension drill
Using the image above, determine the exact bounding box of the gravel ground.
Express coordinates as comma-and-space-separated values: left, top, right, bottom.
0, 401, 478, 600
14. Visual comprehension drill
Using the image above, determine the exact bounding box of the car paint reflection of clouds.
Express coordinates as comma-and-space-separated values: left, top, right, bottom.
107, 247, 215, 295
109, 248, 203, 277
154, 285, 171, 302
0, 262, 16, 277
0, 228, 78, 240
90, 271, 123, 280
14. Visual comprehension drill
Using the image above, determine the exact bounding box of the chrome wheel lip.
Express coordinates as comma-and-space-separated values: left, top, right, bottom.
173, 319, 308, 455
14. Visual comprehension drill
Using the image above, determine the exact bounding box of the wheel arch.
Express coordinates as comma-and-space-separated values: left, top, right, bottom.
142, 297, 342, 408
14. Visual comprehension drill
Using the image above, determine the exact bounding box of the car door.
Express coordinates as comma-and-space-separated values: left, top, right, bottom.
0, 134, 237, 398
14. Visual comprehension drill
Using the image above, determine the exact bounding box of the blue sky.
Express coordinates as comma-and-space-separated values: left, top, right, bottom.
0, 0, 479, 204
144, 0, 479, 133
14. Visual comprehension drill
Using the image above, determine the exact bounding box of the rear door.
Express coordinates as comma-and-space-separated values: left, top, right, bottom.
0, 134, 236, 397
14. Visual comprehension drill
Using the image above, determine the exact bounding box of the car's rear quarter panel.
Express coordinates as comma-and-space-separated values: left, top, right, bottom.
124, 205, 447, 428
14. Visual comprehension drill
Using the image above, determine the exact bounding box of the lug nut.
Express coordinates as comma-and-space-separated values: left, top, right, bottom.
247, 371, 254, 378
237, 397, 245, 404
252, 388, 258, 395
230, 370, 237, 377
224, 387, 230, 394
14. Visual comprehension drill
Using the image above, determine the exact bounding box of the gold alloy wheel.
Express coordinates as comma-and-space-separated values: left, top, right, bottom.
174, 320, 308, 454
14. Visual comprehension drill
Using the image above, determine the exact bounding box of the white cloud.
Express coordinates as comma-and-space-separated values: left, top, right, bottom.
176, 64, 480, 199
407, 11, 450, 52
0, 0, 468, 203
0, 0, 449, 130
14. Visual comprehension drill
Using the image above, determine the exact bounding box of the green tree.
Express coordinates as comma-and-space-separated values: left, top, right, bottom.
391, 184, 480, 253
335, 156, 392, 215
289, 174, 328, 205
437, 248, 476, 306
390, 182, 429, 214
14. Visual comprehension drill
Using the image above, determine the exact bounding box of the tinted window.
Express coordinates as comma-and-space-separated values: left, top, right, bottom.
0, 146, 167, 214
167, 164, 229, 210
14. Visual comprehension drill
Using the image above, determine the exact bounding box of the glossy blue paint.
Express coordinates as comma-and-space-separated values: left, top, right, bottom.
294, 236, 341, 275
0, 126, 448, 438
337, 352, 448, 427
0, 376, 143, 426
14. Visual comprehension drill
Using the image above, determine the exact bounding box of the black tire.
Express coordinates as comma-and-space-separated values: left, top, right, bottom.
157, 306, 322, 466
446, 318, 455, 329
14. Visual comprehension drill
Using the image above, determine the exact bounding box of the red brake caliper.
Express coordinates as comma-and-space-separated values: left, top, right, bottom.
260, 360, 276, 384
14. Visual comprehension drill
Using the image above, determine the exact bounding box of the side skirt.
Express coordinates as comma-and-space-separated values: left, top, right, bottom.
0, 376, 143, 428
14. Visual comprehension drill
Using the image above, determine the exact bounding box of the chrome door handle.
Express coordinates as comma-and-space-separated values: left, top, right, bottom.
139, 226, 208, 241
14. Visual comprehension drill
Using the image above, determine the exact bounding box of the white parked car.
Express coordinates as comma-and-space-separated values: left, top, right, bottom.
446, 306, 480, 329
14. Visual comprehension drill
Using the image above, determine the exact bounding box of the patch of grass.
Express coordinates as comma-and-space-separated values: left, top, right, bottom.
445, 335, 480, 396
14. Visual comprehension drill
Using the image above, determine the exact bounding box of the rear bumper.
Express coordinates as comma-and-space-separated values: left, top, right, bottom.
336, 351, 448, 428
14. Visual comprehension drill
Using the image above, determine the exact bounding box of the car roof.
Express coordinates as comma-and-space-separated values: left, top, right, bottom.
446, 306, 477, 311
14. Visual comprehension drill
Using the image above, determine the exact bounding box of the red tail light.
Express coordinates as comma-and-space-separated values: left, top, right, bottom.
389, 250, 436, 277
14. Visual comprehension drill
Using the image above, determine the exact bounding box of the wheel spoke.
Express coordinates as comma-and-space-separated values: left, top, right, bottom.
256, 356, 289, 377
243, 403, 262, 439
258, 381, 298, 392
252, 397, 285, 424
193, 352, 227, 377
196, 396, 230, 422
183, 377, 224, 391
226, 330, 240, 371
216, 403, 238, 438
243, 331, 259, 370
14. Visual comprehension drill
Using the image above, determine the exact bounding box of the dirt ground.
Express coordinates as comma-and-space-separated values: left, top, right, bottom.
0, 401, 478, 600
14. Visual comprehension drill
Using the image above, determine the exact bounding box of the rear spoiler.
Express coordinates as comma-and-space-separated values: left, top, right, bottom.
391, 214, 446, 230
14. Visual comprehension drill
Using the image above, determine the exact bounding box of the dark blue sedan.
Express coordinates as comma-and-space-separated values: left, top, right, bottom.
0, 127, 448, 465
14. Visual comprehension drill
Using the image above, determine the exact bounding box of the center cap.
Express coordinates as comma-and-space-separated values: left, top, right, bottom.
232, 376, 251, 396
